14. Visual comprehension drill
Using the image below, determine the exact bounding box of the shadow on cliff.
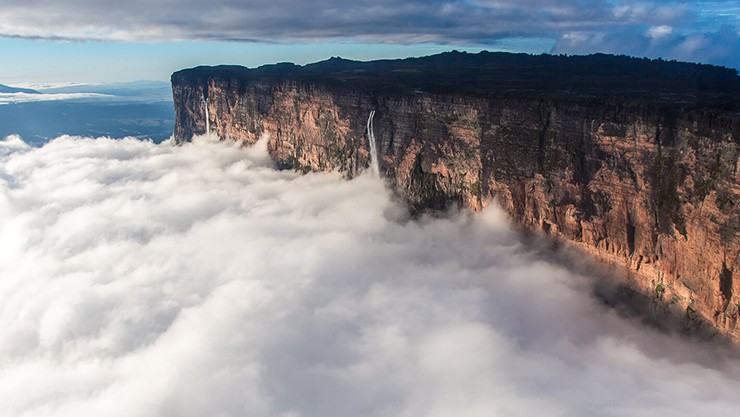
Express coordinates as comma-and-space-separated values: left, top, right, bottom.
401, 194, 736, 352
517, 225, 736, 348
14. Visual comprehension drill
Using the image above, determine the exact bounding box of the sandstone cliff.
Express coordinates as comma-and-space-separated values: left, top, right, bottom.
172, 52, 740, 341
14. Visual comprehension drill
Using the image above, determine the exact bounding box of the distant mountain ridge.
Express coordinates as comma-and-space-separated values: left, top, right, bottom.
176, 51, 740, 109
0, 84, 39, 94
0, 81, 173, 143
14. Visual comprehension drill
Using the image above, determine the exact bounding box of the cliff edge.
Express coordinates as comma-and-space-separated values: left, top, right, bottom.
172, 51, 740, 341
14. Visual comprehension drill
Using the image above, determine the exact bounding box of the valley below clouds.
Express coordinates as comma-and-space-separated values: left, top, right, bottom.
1, 135, 740, 417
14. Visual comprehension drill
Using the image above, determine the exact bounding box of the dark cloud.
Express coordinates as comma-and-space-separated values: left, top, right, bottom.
0, 1, 737, 68
1, 134, 740, 416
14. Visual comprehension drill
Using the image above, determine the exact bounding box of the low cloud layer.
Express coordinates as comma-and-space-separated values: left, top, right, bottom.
1, 135, 740, 416
0, 92, 113, 105
0, 1, 738, 68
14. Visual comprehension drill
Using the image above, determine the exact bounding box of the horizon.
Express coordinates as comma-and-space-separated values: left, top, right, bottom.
3, 48, 739, 87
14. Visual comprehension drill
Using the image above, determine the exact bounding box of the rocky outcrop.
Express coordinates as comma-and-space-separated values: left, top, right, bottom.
172, 52, 740, 341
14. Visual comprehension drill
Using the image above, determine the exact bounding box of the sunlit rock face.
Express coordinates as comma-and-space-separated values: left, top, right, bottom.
172, 51, 740, 341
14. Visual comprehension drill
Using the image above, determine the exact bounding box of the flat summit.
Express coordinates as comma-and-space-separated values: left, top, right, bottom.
174, 51, 740, 108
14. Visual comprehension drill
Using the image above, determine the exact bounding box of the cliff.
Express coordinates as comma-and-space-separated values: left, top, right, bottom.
172, 51, 740, 341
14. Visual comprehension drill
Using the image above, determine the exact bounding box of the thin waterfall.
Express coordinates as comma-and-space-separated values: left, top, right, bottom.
366, 110, 379, 177
202, 96, 210, 135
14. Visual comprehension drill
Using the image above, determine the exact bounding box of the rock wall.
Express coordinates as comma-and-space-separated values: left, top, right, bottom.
172, 58, 740, 341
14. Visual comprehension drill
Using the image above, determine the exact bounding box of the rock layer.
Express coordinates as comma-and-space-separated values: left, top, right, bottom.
172, 52, 740, 341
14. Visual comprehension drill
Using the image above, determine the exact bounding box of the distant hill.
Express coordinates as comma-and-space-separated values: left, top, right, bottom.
39, 80, 172, 102
0, 84, 40, 94
0, 81, 173, 144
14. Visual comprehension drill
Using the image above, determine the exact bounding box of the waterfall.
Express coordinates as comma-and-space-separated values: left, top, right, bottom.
366, 110, 379, 177
203, 96, 210, 135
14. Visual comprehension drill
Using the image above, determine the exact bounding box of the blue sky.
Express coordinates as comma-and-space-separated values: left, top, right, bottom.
0, 39, 547, 85
0, 0, 737, 84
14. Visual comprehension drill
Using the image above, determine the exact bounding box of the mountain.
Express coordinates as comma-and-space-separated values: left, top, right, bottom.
0, 81, 174, 144
39, 80, 172, 102
171, 51, 740, 342
0, 83, 39, 94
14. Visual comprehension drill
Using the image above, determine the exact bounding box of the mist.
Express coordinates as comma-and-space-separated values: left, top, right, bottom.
1, 134, 739, 417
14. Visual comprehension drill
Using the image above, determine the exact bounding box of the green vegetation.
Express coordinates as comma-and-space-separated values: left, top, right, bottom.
655, 283, 666, 300
470, 180, 482, 197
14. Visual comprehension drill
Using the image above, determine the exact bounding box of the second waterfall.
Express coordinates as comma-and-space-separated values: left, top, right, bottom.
203, 96, 210, 135
366, 110, 380, 177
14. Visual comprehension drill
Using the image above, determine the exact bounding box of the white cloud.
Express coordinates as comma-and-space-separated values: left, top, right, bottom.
647, 25, 673, 39
552, 25, 740, 68
0, 92, 113, 105
11, 82, 100, 90
1, 134, 739, 416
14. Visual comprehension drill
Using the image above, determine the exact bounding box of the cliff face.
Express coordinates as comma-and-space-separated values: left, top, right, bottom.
172, 52, 740, 341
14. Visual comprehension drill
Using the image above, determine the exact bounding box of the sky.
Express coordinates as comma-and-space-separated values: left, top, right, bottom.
0, 0, 738, 84
2, 133, 740, 416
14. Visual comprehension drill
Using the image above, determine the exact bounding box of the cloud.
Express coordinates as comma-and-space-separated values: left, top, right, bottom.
646, 25, 674, 39
0, 1, 737, 68
552, 24, 740, 69
1, 134, 740, 416
0, 92, 114, 105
